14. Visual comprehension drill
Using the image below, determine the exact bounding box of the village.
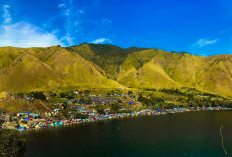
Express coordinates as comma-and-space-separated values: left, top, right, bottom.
0, 90, 231, 131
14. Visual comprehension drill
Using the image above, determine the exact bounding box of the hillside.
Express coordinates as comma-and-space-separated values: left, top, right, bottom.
0, 52, 61, 92
0, 46, 125, 92
0, 44, 232, 96
68, 44, 148, 80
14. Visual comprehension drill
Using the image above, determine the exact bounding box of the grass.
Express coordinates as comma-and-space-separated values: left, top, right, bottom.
0, 44, 231, 97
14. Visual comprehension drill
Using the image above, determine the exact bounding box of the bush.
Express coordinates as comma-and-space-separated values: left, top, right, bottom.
163, 103, 176, 109
74, 113, 88, 119
95, 104, 107, 113
109, 110, 131, 114
79, 96, 92, 104
60, 92, 66, 98
0, 129, 26, 157
49, 92, 57, 97
29, 92, 47, 101
96, 109, 105, 114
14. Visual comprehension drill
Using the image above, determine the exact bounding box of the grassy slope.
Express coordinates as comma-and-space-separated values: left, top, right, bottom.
68, 44, 124, 80
0, 96, 53, 113
0, 47, 26, 68
196, 55, 232, 96
69, 44, 148, 80
138, 61, 182, 88
117, 49, 181, 88
117, 49, 232, 96
42, 47, 124, 89
0, 46, 124, 92
0, 52, 61, 92
150, 52, 206, 91
0, 45, 232, 96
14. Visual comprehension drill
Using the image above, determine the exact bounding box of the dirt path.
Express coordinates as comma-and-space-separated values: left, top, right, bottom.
34, 99, 50, 111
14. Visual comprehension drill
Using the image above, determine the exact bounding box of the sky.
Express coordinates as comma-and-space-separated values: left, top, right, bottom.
1, 0, 232, 56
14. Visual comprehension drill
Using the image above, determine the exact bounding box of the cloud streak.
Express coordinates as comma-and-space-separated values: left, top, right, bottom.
195, 38, 218, 47
59, 0, 81, 46
3, 5, 12, 24
58, 3, 66, 8
91, 38, 112, 44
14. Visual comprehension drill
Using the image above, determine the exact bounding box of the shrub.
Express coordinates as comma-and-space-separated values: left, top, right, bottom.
28, 92, 47, 101
74, 113, 88, 119
0, 129, 26, 157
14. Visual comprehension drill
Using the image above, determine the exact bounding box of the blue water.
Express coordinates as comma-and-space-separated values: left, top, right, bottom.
24, 111, 232, 157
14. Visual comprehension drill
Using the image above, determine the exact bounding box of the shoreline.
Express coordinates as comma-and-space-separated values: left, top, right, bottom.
1, 107, 231, 132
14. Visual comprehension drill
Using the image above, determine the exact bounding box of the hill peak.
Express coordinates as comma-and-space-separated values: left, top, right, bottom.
0, 44, 231, 96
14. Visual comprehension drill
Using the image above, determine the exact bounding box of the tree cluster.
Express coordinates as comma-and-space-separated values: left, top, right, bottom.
0, 129, 26, 157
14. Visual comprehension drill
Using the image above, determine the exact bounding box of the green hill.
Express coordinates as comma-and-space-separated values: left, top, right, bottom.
0, 44, 232, 96
0, 52, 61, 92
0, 46, 125, 92
68, 44, 148, 80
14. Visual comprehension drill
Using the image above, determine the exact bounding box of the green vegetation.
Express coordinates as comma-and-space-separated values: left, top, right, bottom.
95, 104, 107, 114
28, 92, 47, 101
137, 88, 232, 109
73, 113, 89, 119
0, 44, 232, 97
0, 129, 26, 157
68, 44, 148, 80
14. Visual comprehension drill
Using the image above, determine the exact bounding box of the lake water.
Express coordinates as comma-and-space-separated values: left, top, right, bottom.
24, 111, 232, 157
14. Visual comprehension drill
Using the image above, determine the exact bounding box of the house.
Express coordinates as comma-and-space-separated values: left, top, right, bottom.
17, 113, 41, 119
29, 114, 40, 119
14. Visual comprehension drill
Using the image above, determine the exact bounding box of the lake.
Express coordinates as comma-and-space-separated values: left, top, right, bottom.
24, 111, 232, 157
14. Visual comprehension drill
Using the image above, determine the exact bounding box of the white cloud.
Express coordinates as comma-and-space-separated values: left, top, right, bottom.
0, 22, 62, 47
0, 5, 62, 47
102, 18, 112, 25
3, 5, 12, 24
91, 38, 112, 44
195, 38, 218, 47
58, 3, 66, 8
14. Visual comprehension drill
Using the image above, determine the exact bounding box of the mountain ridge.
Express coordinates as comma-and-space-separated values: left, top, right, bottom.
0, 44, 231, 96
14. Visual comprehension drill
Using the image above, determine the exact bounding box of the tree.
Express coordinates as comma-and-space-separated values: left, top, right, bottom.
96, 108, 105, 114
74, 113, 88, 119
34, 92, 46, 100
163, 103, 175, 109
95, 104, 106, 114
128, 90, 133, 96
110, 101, 121, 110
84, 90, 90, 95
60, 92, 66, 98
49, 92, 57, 97
79, 96, 92, 104
0, 129, 26, 157
29, 92, 46, 101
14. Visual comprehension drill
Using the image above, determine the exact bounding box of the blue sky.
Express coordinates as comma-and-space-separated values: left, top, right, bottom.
1, 0, 232, 56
